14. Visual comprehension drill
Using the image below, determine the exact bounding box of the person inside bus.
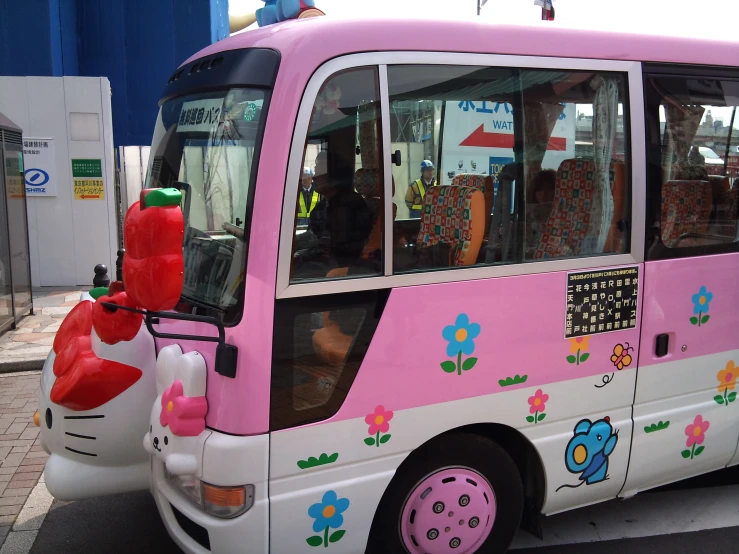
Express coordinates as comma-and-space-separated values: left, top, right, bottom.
294, 150, 374, 277
297, 166, 320, 226
405, 160, 437, 218
526, 169, 557, 256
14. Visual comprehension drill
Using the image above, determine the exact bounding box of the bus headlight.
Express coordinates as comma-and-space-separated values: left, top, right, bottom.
166, 470, 254, 519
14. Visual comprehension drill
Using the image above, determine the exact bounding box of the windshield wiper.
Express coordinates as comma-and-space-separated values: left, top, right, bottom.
178, 292, 226, 313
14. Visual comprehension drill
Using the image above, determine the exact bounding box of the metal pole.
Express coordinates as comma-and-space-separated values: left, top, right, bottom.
477, 0, 481, 16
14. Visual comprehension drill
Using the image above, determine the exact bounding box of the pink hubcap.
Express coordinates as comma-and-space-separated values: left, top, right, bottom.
400, 467, 496, 554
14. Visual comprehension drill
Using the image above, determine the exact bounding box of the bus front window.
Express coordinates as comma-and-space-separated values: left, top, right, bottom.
144, 88, 266, 324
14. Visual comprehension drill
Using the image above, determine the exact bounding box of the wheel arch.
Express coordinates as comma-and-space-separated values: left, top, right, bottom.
367, 421, 547, 547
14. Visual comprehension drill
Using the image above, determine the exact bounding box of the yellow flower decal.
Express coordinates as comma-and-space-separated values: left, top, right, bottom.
567, 336, 590, 365
714, 361, 737, 406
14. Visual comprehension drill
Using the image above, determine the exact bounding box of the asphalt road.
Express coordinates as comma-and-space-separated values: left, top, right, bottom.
29, 466, 739, 553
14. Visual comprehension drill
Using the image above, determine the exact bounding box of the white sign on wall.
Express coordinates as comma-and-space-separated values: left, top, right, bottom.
22, 137, 57, 197
440, 101, 576, 187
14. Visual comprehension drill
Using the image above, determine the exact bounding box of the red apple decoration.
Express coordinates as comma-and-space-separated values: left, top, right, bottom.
91, 290, 143, 345
122, 193, 184, 312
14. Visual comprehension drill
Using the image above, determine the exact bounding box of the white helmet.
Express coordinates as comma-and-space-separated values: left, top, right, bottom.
303, 167, 314, 177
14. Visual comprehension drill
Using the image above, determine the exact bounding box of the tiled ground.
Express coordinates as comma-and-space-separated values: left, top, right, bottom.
0, 289, 85, 372
0, 371, 44, 546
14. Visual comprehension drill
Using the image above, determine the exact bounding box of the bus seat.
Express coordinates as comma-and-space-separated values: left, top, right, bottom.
534, 159, 617, 259
452, 174, 494, 236
660, 180, 712, 247
416, 185, 485, 267
312, 268, 353, 368
353, 168, 383, 260
605, 162, 626, 252
712, 181, 738, 238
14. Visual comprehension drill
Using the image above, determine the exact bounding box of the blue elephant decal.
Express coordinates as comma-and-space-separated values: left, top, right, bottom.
556, 417, 618, 492
257, 0, 316, 27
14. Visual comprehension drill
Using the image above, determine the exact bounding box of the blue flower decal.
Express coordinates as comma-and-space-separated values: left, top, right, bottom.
690, 286, 713, 326
440, 314, 481, 375
691, 286, 713, 314
306, 490, 349, 547
442, 313, 480, 357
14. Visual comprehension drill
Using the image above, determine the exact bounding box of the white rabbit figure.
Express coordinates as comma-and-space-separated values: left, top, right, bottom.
144, 344, 210, 477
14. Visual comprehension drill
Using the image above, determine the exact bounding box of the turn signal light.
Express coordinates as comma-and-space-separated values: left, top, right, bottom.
33, 411, 40, 427
202, 483, 254, 519
202, 483, 246, 507
166, 468, 254, 519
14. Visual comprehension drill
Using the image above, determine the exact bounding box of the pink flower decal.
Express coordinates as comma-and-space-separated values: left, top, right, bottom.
160, 380, 208, 437
364, 405, 393, 447
526, 389, 548, 424
682, 414, 710, 460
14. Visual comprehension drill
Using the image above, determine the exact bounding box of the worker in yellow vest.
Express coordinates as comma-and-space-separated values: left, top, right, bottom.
297, 166, 320, 226
405, 160, 437, 218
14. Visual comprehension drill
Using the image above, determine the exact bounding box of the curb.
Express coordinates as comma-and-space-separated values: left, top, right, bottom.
0, 473, 52, 554
0, 359, 46, 375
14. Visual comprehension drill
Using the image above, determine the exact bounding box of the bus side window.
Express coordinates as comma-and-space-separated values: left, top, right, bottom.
289, 67, 385, 283
386, 65, 632, 273
644, 75, 739, 259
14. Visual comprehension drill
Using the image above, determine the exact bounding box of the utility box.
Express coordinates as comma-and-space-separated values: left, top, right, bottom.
0, 77, 117, 287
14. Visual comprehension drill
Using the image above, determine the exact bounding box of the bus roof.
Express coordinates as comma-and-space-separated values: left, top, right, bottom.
184, 17, 739, 70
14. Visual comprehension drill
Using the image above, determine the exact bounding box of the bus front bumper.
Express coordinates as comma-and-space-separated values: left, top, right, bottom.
150, 432, 269, 554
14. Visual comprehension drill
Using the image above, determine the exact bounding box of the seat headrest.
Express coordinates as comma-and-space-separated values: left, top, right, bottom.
353, 168, 382, 197
452, 173, 488, 192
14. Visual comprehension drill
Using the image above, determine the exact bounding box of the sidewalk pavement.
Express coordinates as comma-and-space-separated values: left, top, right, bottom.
0, 370, 47, 550
0, 288, 93, 553
0, 288, 86, 373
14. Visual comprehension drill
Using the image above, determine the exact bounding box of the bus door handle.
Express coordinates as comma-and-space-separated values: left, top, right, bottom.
655, 334, 669, 357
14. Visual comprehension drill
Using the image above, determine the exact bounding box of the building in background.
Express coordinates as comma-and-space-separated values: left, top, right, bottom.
0, 0, 229, 287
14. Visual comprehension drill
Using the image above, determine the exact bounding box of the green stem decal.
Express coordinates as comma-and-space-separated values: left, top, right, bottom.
698, 311, 702, 327
534, 411, 538, 424
691, 443, 696, 459
457, 350, 462, 375
324, 526, 329, 547
375, 431, 380, 448
577, 348, 580, 365
725, 388, 728, 406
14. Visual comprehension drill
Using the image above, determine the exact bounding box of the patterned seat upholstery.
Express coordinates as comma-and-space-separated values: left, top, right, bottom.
353, 168, 384, 261
452, 174, 495, 236
416, 185, 485, 267
534, 159, 618, 259
353, 168, 382, 197
660, 180, 712, 247
712, 181, 738, 238
452, 174, 487, 191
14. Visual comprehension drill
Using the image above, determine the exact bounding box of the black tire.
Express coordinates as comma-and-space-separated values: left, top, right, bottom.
366, 432, 524, 554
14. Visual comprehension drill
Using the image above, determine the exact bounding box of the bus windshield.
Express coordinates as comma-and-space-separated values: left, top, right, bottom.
144, 87, 266, 324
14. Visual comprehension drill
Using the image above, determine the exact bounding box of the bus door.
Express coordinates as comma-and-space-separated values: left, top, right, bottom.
621, 67, 739, 497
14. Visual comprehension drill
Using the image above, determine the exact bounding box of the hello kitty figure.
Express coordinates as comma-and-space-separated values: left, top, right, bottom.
38, 293, 158, 501
144, 344, 210, 477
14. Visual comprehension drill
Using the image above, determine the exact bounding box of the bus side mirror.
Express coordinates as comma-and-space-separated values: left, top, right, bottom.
391, 150, 402, 167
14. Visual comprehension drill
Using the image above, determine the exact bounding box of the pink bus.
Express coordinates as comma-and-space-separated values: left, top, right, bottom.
35, 16, 739, 554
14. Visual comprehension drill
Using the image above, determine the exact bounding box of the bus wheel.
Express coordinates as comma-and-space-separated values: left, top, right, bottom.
367, 432, 523, 554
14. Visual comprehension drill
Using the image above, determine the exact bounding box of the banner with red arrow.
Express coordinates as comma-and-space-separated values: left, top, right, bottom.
439, 100, 575, 187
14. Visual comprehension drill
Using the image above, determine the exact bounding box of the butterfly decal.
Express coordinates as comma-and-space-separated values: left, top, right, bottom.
611, 342, 633, 370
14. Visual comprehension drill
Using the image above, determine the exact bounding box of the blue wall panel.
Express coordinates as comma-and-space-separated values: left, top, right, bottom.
0, 0, 229, 147
0, 0, 56, 76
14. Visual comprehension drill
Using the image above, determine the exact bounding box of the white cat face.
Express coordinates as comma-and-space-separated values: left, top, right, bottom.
142, 345, 209, 477
38, 314, 158, 501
